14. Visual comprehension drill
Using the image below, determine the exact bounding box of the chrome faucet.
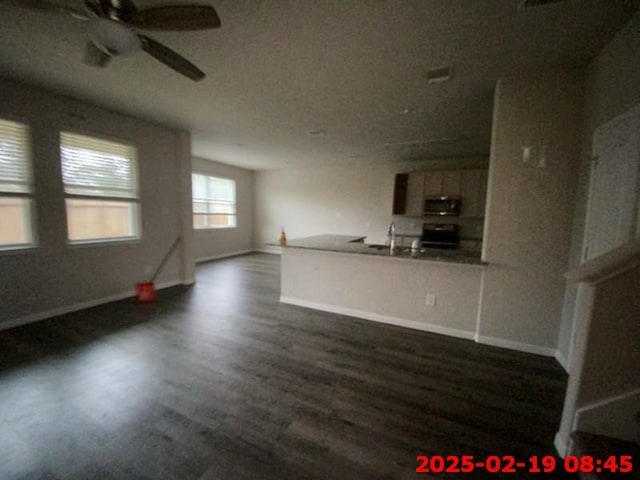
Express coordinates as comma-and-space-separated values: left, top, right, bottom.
386, 221, 396, 247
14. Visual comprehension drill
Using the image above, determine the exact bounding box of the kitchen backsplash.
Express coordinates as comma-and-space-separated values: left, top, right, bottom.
392, 215, 484, 251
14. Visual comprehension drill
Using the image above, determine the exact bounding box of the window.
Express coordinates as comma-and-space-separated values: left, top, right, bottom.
60, 132, 139, 242
0, 118, 34, 248
192, 174, 236, 228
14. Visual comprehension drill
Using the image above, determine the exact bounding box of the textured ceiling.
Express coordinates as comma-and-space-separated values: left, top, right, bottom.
0, 0, 638, 169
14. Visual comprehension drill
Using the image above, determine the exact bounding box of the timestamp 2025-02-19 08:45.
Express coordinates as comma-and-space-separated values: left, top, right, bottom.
415, 454, 635, 475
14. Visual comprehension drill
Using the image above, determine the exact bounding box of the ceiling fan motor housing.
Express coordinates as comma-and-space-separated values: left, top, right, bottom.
89, 18, 140, 55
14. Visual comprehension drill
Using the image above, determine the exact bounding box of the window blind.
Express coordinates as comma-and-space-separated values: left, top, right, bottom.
0, 119, 32, 194
192, 174, 235, 203
192, 174, 237, 228
208, 176, 235, 203
60, 132, 137, 198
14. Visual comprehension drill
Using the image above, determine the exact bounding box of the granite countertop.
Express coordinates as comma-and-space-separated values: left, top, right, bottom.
279, 234, 484, 266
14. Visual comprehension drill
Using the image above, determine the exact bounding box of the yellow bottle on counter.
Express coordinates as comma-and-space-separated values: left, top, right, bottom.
278, 227, 287, 246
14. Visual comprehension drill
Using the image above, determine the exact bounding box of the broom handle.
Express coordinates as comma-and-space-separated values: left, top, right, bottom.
150, 237, 182, 283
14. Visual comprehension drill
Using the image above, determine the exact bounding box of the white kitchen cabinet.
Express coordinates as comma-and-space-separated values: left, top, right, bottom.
459, 169, 488, 218
423, 171, 443, 197
460, 169, 480, 217
423, 170, 463, 197
405, 171, 425, 216
442, 170, 462, 195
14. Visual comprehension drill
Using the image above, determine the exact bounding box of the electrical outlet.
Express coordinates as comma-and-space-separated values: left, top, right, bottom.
425, 293, 436, 307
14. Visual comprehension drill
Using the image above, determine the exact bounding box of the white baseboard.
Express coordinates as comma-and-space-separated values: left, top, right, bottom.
0, 279, 182, 332
554, 432, 569, 458
253, 247, 282, 255
280, 296, 476, 341
475, 334, 556, 357
555, 349, 570, 373
196, 249, 253, 263
280, 296, 563, 357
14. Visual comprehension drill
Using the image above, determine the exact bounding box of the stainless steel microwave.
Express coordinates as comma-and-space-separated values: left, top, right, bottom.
424, 196, 461, 216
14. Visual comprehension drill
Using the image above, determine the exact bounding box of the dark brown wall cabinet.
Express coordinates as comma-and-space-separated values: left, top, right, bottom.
392, 174, 408, 215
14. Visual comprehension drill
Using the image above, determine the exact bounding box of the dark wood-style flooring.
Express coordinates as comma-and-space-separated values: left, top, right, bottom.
0, 253, 574, 479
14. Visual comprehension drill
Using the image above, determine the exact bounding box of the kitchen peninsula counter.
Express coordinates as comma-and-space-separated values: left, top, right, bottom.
278, 234, 485, 341
280, 234, 483, 266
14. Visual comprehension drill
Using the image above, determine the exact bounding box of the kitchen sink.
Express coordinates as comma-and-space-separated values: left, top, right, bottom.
366, 244, 412, 252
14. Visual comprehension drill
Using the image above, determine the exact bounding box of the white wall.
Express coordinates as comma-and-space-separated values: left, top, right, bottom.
192, 157, 254, 261
253, 157, 488, 251
557, 9, 640, 366
479, 67, 584, 354
0, 77, 193, 329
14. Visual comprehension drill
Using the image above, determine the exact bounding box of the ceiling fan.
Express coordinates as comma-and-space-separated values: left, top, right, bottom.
1, 0, 221, 81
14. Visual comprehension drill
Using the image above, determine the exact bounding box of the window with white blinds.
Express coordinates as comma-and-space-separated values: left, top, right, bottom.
192, 174, 237, 229
60, 132, 140, 242
0, 118, 34, 248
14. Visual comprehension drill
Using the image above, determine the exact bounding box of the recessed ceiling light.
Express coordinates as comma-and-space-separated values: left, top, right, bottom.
307, 129, 326, 137
426, 66, 453, 84
400, 108, 411, 115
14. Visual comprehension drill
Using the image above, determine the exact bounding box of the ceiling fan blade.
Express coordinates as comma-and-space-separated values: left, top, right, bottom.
139, 35, 205, 81
84, 41, 112, 68
0, 0, 87, 19
133, 5, 221, 30
84, 0, 103, 17
97, 0, 138, 22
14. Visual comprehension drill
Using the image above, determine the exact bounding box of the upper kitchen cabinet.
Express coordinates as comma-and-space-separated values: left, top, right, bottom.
442, 171, 462, 196
405, 171, 426, 216
423, 170, 443, 197
393, 171, 426, 216
392, 173, 408, 215
393, 168, 488, 218
459, 169, 488, 218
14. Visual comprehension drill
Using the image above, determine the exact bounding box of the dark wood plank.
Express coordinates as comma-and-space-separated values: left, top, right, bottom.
0, 253, 575, 479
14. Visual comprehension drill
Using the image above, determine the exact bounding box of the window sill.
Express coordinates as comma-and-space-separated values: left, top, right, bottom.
67, 237, 141, 248
194, 226, 237, 230
0, 244, 38, 256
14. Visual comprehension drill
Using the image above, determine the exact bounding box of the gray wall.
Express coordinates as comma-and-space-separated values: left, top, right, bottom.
281, 248, 483, 339
478, 67, 584, 355
192, 157, 254, 262
0, 78, 193, 329
557, 9, 640, 365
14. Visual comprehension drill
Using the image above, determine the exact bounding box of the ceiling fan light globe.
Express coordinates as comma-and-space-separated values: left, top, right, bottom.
89, 18, 140, 55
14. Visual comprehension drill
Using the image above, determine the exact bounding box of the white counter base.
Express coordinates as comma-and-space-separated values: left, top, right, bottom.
281, 247, 482, 339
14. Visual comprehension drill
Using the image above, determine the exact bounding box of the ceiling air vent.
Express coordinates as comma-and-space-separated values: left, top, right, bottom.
426, 66, 453, 85
520, 0, 566, 8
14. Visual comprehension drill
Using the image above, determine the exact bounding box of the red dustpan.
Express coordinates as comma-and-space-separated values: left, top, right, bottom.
136, 237, 181, 303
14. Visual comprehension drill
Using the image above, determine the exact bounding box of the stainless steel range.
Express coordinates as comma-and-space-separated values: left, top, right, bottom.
420, 223, 459, 249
